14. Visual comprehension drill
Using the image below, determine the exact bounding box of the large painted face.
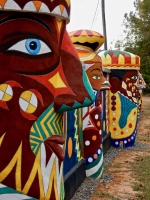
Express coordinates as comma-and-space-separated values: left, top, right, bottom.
0, 11, 94, 199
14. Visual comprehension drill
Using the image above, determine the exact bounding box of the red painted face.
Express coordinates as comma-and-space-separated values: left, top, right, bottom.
123, 71, 139, 98
0, 12, 94, 199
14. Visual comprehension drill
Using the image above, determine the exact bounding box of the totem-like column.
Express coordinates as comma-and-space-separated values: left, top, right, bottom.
100, 50, 141, 148
69, 30, 110, 178
0, 1, 95, 200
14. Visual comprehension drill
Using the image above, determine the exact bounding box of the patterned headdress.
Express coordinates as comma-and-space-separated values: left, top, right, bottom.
69, 29, 105, 62
0, 0, 70, 22
99, 50, 140, 70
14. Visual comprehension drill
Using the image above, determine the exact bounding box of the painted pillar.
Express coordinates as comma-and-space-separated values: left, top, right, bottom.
0, 1, 95, 200
69, 30, 110, 178
100, 50, 141, 148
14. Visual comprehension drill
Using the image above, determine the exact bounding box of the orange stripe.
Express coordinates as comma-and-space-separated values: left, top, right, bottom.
32, 1, 42, 11
59, 5, 64, 14
0, 0, 7, 8
81, 30, 88, 37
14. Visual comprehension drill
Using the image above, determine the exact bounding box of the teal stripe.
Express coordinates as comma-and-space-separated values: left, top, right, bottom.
90, 164, 103, 179
0, 187, 22, 194
0, 186, 37, 199
86, 152, 102, 170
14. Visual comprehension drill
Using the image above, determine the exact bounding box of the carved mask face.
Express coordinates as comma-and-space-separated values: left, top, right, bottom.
123, 71, 139, 99
0, 11, 94, 199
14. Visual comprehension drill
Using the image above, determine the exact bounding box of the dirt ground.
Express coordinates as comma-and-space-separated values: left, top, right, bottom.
90, 95, 150, 200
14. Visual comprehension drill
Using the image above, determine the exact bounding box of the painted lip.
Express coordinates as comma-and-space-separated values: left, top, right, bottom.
44, 135, 65, 161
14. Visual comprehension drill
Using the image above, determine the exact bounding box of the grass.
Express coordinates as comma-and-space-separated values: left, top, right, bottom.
131, 155, 150, 199
132, 99, 150, 199
93, 191, 121, 200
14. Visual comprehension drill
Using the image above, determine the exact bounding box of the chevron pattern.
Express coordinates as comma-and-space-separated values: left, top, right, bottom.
30, 103, 63, 155
74, 109, 82, 161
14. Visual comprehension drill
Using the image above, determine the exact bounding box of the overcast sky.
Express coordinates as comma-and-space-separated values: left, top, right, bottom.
67, 0, 135, 49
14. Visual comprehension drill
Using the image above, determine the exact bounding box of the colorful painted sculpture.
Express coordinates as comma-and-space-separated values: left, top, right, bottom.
69, 30, 110, 178
100, 50, 141, 148
0, 1, 95, 200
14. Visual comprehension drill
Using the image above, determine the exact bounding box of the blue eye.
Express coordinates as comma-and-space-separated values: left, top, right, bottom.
25, 39, 41, 55
8, 38, 51, 55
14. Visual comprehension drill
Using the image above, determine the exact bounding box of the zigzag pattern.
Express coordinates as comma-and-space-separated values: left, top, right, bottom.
74, 109, 82, 161
30, 104, 63, 155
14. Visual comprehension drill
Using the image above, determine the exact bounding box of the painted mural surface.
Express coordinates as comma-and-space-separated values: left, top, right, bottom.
0, 1, 95, 200
100, 50, 142, 148
137, 71, 146, 111
63, 108, 83, 176
69, 30, 110, 178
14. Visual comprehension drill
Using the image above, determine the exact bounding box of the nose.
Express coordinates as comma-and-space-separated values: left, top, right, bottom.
101, 76, 111, 90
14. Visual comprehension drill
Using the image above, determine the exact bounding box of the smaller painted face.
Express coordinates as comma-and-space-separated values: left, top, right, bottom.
84, 60, 107, 91
123, 71, 139, 98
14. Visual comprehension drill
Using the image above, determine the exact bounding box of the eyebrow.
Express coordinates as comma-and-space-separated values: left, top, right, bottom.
90, 68, 101, 72
0, 14, 52, 34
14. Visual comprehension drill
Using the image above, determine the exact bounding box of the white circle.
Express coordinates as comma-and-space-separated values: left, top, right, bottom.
115, 132, 119, 136
131, 136, 134, 140
113, 113, 116, 116
98, 149, 101, 154
99, 130, 102, 135
6, 85, 13, 96
124, 140, 127, 144
85, 140, 90, 146
95, 114, 99, 120
113, 123, 116, 126
115, 141, 119, 145
88, 157, 93, 163
131, 116, 134, 121
19, 92, 38, 113
126, 129, 129, 133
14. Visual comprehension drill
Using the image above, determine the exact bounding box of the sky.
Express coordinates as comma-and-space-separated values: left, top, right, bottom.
67, 0, 135, 50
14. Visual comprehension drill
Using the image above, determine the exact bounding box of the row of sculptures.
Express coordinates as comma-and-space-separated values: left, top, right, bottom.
0, 0, 146, 199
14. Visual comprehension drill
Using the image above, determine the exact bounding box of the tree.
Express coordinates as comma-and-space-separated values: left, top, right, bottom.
114, 0, 150, 93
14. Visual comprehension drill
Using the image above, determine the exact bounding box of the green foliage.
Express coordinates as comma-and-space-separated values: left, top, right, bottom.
114, 0, 150, 93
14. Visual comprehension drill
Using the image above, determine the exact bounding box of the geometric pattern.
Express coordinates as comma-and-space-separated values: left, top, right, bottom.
0, 0, 70, 22
19, 91, 38, 114
69, 29, 105, 51
30, 103, 63, 155
0, 84, 13, 102
100, 50, 140, 70
118, 92, 137, 129
73, 109, 82, 161
48, 72, 67, 89
85, 148, 103, 179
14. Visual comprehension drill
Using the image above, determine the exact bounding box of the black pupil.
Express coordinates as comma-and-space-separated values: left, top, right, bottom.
29, 41, 37, 50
